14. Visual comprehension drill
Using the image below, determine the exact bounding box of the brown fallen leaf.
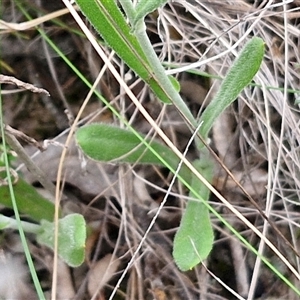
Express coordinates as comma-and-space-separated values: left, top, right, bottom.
88, 254, 120, 298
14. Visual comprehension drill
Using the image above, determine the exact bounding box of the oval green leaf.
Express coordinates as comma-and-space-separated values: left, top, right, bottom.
173, 158, 214, 271
173, 200, 213, 271
37, 214, 86, 267
76, 123, 191, 181
75, 0, 172, 103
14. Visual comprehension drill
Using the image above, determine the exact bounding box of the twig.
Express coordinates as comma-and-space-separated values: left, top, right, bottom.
0, 74, 50, 96
5, 125, 46, 152
4, 130, 57, 198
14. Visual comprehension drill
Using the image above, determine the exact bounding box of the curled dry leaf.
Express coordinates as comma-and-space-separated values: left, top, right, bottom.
88, 254, 120, 298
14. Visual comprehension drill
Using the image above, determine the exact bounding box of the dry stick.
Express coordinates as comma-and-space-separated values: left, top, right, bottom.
201, 261, 245, 300
249, 4, 294, 299
4, 130, 57, 198
0, 74, 50, 96
229, 214, 249, 297
5, 125, 46, 152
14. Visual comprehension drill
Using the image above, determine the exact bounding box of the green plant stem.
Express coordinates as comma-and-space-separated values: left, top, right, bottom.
0, 214, 41, 234
119, 0, 136, 21
136, 27, 197, 128
119, 0, 198, 131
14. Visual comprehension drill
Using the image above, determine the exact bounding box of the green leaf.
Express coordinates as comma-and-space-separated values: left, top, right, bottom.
0, 178, 57, 222
76, 0, 148, 77
76, 123, 191, 181
75, 0, 172, 103
37, 214, 86, 267
173, 158, 214, 271
173, 200, 213, 271
133, 0, 168, 27
199, 37, 265, 141
169, 75, 181, 93
173, 38, 265, 271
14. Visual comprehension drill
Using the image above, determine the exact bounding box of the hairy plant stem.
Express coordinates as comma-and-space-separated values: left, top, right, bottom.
135, 23, 197, 128
0, 214, 41, 234
119, 0, 136, 22
119, 0, 203, 148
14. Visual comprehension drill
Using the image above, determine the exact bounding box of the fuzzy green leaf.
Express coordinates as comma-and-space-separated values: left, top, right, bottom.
199, 37, 265, 141
75, 0, 172, 103
37, 214, 86, 267
173, 158, 214, 271
76, 123, 191, 181
173, 200, 213, 271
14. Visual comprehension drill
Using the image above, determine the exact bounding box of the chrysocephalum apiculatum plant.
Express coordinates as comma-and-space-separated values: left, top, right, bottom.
74, 0, 265, 271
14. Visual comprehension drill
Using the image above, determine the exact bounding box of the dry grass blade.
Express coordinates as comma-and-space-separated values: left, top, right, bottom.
0, 7, 71, 32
